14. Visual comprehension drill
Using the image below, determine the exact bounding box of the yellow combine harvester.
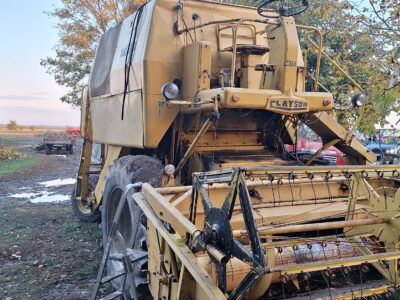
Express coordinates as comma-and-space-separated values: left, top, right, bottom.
71, 0, 400, 298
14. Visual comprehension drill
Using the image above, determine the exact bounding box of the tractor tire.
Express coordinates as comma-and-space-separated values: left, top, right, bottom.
101, 155, 163, 299
45, 144, 51, 155
71, 175, 100, 222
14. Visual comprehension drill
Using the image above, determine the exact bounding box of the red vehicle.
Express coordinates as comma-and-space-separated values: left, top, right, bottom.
286, 138, 345, 165
66, 129, 81, 137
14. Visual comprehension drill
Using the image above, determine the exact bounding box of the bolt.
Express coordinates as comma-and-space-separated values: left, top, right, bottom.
323, 98, 332, 106
361, 264, 370, 273
211, 230, 218, 242
231, 93, 240, 102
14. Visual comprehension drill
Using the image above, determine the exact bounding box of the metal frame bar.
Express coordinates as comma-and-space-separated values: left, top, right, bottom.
132, 191, 227, 300
305, 36, 364, 93
155, 165, 399, 195
271, 251, 400, 275
233, 217, 386, 238
141, 182, 227, 264
174, 117, 213, 176
175, 17, 278, 35
296, 25, 323, 91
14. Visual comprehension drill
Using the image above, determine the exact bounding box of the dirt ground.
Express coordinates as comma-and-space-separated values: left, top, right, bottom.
0, 135, 104, 299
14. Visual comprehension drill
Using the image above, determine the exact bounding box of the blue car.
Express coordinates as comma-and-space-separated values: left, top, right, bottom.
365, 137, 399, 164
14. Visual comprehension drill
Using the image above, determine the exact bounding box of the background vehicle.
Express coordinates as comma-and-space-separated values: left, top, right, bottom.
71, 0, 400, 299
286, 138, 346, 165
36, 131, 75, 155
365, 129, 399, 164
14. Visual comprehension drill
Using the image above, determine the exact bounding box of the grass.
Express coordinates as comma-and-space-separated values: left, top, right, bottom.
0, 156, 39, 177
72, 260, 99, 279
0, 134, 41, 177
44, 258, 57, 267
0, 135, 32, 148
63, 221, 102, 242
63, 221, 81, 233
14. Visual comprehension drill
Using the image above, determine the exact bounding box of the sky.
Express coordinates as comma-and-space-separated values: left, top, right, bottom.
0, 1, 397, 128
0, 0, 80, 126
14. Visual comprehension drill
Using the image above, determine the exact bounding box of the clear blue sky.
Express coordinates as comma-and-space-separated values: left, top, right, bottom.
0, 0, 80, 126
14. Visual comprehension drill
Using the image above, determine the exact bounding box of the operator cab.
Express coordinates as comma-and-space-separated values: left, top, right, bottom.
164, 0, 333, 117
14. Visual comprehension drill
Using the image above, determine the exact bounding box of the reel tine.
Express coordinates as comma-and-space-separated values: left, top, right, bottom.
194, 177, 213, 212
237, 173, 265, 267
231, 239, 259, 266
221, 170, 240, 219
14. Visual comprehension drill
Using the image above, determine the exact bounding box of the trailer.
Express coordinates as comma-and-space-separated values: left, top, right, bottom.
43, 137, 74, 155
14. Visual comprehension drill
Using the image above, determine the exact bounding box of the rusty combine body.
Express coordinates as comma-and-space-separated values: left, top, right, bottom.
71, 0, 400, 299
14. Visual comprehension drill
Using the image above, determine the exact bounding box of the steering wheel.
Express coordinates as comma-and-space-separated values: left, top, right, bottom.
257, 0, 309, 18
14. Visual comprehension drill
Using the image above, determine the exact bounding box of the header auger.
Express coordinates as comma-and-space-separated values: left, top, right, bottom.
70, 0, 400, 298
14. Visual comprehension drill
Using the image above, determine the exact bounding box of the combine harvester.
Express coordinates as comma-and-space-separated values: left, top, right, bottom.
71, 0, 400, 298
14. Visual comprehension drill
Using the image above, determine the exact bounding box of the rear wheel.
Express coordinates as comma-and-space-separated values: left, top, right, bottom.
101, 155, 163, 298
45, 144, 52, 155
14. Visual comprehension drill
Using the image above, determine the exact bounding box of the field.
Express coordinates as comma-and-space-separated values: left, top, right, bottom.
0, 125, 78, 136
0, 134, 106, 299
0, 157, 39, 177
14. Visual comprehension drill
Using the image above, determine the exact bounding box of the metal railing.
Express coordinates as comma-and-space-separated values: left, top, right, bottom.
297, 25, 364, 93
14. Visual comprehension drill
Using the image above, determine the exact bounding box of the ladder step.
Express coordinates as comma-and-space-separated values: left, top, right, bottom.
101, 270, 126, 284
109, 249, 148, 262
87, 170, 101, 175
99, 291, 124, 300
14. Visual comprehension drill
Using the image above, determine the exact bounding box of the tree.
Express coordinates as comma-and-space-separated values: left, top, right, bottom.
295, 0, 399, 134
44, 0, 398, 133
41, 0, 145, 106
7, 120, 18, 131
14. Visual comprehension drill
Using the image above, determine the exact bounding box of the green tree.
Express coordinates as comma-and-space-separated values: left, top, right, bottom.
41, 0, 144, 106
7, 120, 18, 131
295, 0, 399, 134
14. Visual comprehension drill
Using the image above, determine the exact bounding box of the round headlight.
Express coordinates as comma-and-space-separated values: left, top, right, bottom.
161, 82, 180, 100
164, 164, 175, 176
351, 93, 367, 108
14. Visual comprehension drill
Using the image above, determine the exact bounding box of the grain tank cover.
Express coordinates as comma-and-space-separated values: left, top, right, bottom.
88, 1, 156, 148
90, 25, 121, 98
89, 1, 155, 98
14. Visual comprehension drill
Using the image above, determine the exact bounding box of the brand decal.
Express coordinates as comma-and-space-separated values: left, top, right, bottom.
269, 99, 308, 111
284, 60, 297, 66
